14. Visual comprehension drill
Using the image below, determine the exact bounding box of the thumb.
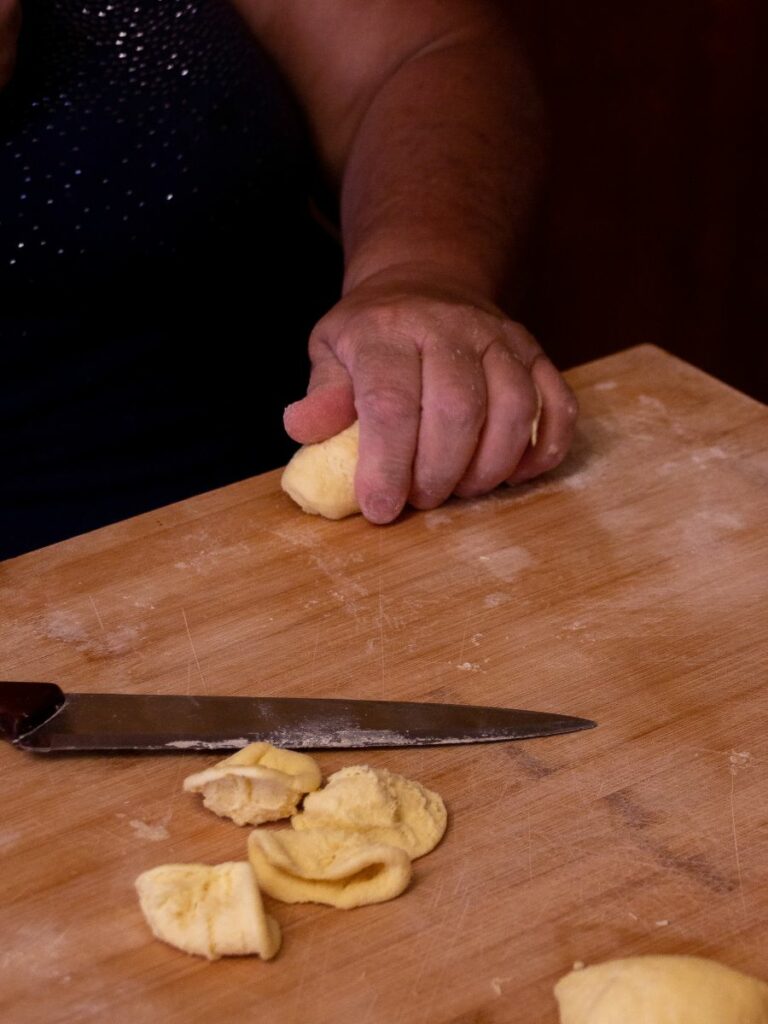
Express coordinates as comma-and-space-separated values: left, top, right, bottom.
283, 340, 356, 445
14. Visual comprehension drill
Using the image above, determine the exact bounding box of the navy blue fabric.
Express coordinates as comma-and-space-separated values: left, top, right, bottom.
0, 0, 342, 558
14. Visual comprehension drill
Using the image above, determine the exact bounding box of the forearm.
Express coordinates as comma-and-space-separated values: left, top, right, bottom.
243, 0, 574, 521
339, 25, 543, 303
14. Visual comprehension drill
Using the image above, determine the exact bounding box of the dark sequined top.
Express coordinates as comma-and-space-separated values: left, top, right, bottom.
0, 0, 341, 557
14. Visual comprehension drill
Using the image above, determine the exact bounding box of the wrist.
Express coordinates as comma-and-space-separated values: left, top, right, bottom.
341, 258, 503, 315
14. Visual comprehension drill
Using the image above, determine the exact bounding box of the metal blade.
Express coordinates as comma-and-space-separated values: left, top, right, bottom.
14, 692, 596, 753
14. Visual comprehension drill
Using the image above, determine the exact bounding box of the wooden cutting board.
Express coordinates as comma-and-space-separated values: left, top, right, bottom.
1, 344, 766, 1024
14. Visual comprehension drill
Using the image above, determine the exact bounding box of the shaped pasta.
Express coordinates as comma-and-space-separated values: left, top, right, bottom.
248, 827, 411, 909
183, 742, 322, 826
291, 764, 447, 859
135, 861, 281, 961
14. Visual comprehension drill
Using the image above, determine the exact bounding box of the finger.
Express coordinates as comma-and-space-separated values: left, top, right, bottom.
499, 321, 543, 369
453, 341, 539, 497
409, 342, 486, 509
506, 356, 579, 484
283, 338, 356, 444
348, 339, 422, 524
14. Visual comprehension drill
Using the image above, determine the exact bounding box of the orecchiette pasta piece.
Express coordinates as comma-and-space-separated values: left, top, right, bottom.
291, 764, 447, 859
248, 827, 411, 909
135, 861, 281, 961
183, 742, 322, 826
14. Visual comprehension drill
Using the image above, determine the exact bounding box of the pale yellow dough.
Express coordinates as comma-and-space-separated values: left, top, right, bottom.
281, 421, 360, 519
555, 955, 768, 1024
135, 861, 281, 961
182, 743, 322, 826
248, 827, 411, 909
291, 764, 447, 859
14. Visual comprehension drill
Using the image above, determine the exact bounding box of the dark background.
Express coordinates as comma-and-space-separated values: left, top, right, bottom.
514, 0, 767, 402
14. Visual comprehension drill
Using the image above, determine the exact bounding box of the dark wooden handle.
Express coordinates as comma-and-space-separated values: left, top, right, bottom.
0, 682, 66, 743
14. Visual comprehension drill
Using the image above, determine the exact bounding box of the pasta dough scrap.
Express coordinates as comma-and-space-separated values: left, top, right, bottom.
555, 955, 768, 1024
135, 861, 281, 961
281, 421, 360, 519
183, 743, 322, 826
291, 764, 447, 859
248, 827, 412, 909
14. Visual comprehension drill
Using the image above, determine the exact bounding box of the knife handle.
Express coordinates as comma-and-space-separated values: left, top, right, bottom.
0, 682, 66, 743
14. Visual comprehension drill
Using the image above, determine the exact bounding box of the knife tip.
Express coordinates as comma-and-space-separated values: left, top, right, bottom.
573, 717, 598, 731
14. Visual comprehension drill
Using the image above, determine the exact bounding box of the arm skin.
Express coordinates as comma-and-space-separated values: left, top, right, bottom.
0, 0, 20, 90
232, 0, 578, 523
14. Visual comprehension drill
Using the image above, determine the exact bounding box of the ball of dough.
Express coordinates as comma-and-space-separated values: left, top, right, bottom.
135, 861, 281, 961
248, 827, 411, 909
554, 955, 768, 1024
291, 764, 447, 859
281, 421, 360, 519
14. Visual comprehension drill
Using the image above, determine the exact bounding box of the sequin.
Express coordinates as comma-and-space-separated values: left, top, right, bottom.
1, 0, 342, 561
0, 0, 313, 282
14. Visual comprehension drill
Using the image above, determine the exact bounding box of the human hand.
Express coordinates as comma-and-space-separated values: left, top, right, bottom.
0, 0, 20, 91
283, 267, 578, 524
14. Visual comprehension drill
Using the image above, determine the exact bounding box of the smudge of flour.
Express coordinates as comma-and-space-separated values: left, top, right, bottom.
694, 510, 744, 530
0, 829, 22, 852
679, 509, 746, 549
40, 609, 143, 656
43, 609, 89, 643
129, 819, 170, 841
455, 534, 534, 581
480, 545, 533, 581
658, 446, 729, 477
174, 542, 250, 574
729, 751, 751, 775
691, 446, 728, 465
637, 394, 668, 414
424, 509, 453, 529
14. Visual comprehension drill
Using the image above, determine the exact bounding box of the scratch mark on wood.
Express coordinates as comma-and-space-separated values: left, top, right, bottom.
457, 609, 472, 665
729, 765, 746, 915
309, 618, 322, 686
491, 975, 516, 997
182, 608, 208, 693
377, 554, 386, 698
88, 595, 106, 635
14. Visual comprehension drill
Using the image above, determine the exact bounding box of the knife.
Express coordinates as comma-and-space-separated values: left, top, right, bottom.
0, 681, 596, 753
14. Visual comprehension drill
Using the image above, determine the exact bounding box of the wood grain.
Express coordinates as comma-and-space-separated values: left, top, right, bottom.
1, 344, 766, 1024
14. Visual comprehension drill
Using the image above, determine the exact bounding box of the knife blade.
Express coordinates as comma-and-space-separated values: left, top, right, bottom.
0, 681, 596, 753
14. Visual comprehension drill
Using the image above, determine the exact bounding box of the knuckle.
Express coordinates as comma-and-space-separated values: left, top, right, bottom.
440, 388, 485, 433
360, 384, 416, 426
506, 391, 538, 432
502, 323, 542, 363
341, 304, 410, 348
